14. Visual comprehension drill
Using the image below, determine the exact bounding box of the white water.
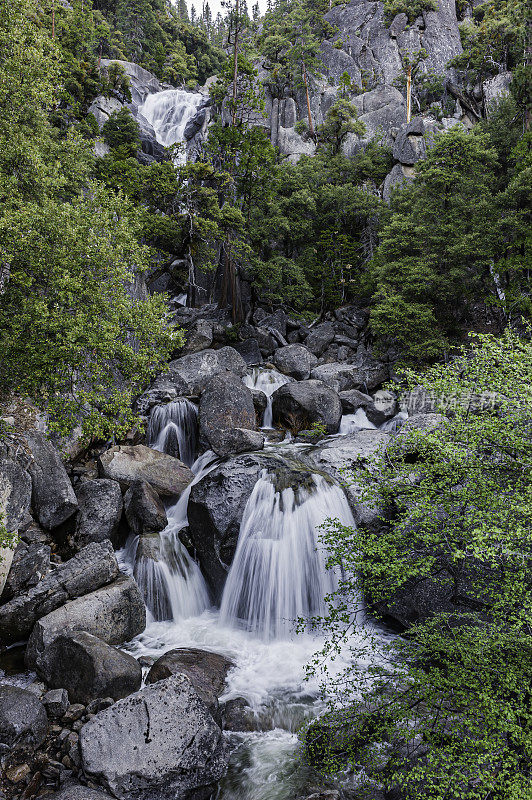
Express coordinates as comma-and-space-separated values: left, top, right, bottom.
339, 408, 376, 434
140, 89, 203, 163
147, 398, 198, 466
220, 471, 355, 639
244, 367, 292, 428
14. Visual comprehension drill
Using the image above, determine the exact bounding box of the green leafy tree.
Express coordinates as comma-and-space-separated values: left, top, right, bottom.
306, 328, 532, 800
384, 0, 438, 25
317, 99, 365, 155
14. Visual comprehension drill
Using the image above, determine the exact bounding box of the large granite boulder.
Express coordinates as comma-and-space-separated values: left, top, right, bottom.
0, 685, 48, 752
137, 347, 247, 413
98, 444, 193, 499
79, 675, 230, 800
0, 458, 32, 534
311, 354, 389, 393
39, 630, 142, 704
0, 540, 119, 643
72, 479, 123, 550
44, 788, 114, 800
304, 323, 336, 357
199, 372, 259, 457
25, 432, 78, 530
273, 344, 318, 380
147, 648, 234, 715
271, 380, 342, 435
124, 480, 168, 535
26, 575, 146, 672
1, 539, 50, 602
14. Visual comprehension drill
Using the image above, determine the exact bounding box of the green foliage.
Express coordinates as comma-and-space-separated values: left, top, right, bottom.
383, 0, 438, 24
308, 329, 532, 800
317, 100, 366, 155
102, 108, 141, 155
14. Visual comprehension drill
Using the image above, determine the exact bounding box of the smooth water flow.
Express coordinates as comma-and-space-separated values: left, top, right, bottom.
220, 470, 355, 639
140, 89, 203, 162
147, 398, 198, 466
339, 408, 376, 434
244, 368, 292, 428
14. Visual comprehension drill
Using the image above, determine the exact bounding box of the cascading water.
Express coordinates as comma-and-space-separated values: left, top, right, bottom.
339, 407, 376, 434
140, 89, 204, 163
220, 470, 355, 639
147, 398, 198, 467
244, 368, 292, 428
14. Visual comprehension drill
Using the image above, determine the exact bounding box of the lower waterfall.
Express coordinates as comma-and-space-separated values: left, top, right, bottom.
147, 398, 198, 467
220, 470, 355, 638
140, 89, 204, 162
244, 367, 292, 428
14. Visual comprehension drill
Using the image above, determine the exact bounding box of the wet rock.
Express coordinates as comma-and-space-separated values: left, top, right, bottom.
137, 347, 248, 414
199, 373, 258, 456
42, 689, 69, 718
98, 444, 193, 499
39, 631, 142, 704
0, 685, 48, 751
124, 480, 168, 535
232, 339, 263, 366
364, 391, 398, 426
1, 540, 50, 601
273, 344, 318, 381
250, 389, 268, 424
146, 648, 234, 715
271, 380, 342, 435
24, 432, 78, 530
43, 787, 115, 800
338, 389, 373, 414
210, 428, 265, 458
304, 324, 335, 357
0, 541, 119, 643
72, 479, 123, 550
26, 575, 146, 673
220, 697, 258, 732
80, 675, 230, 800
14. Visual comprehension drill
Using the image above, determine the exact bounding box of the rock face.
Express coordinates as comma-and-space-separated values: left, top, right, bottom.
124, 480, 168, 535
0, 541, 119, 643
0, 458, 32, 534
271, 380, 342, 435
147, 648, 234, 715
138, 347, 247, 413
98, 444, 193, 498
72, 479, 123, 550
1, 540, 50, 601
40, 631, 142, 704
25, 432, 78, 530
26, 575, 146, 673
0, 685, 48, 751
79, 675, 230, 800
273, 344, 318, 380
199, 373, 259, 456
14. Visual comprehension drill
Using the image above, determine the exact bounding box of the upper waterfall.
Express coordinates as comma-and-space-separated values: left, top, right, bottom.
140, 89, 204, 163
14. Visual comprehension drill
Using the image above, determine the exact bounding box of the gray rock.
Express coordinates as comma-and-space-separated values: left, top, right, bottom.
124, 480, 167, 535
273, 344, 318, 380
393, 117, 436, 165
339, 389, 373, 413
483, 71, 512, 114
40, 631, 142, 704
250, 389, 268, 424
210, 428, 265, 458
239, 325, 276, 356
79, 675, 230, 800
220, 697, 258, 732
26, 575, 146, 672
44, 787, 114, 800
0, 541, 119, 643
0, 458, 32, 533
232, 339, 263, 366
395, 412, 446, 439
305, 324, 335, 356
271, 380, 342, 435
0, 685, 48, 751
100, 59, 162, 107
42, 688, 69, 717
1, 540, 50, 601
199, 373, 257, 456
25, 432, 78, 530
310, 430, 391, 525
365, 390, 398, 426
182, 319, 213, 355
146, 648, 234, 715
98, 444, 193, 498
383, 163, 414, 203
72, 479, 123, 550
311, 356, 389, 393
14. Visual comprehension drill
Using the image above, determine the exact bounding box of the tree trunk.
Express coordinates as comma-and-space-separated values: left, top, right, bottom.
303, 62, 314, 136
406, 63, 412, 123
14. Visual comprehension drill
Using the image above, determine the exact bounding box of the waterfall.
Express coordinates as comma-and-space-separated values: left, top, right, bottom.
244, 368, 292, 428
220, 470, 355, 639
147, 399, 198, 467
140, 89, 204, 163
339, 408, 376, 435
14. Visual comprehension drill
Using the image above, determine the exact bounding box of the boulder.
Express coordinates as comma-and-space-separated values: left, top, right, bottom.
0, 458, 32, 533
72, 479, 123, 550
273, 344, 318, 381
44, 788, 114, 800
271, 380, 342, 435
146, 648, 234, 714
0, 685, 48, 751
309, 431, 391, 525
209, 428, 265, 458
79, 675, 230, 800
40, 631, 142, 704
364, 391, 398, 426
0, 540, 119, 643
199, 372, 258, 456
305, 324, 335, 356
250, 389, 268, 424
232, 338, 263, 366
137, 347, 248, 414
26, 575, 146, 673
98, 444, 193, 499
239, 324, 276, 356
1, 540, 50, 601
220, 697, 258, 732
25, 432, 78, 530
124, 480, 168, 535
311, 356, 389, 393
182, 319, 213, 355
338, 389, 373, 414
42, 688, 69, 717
